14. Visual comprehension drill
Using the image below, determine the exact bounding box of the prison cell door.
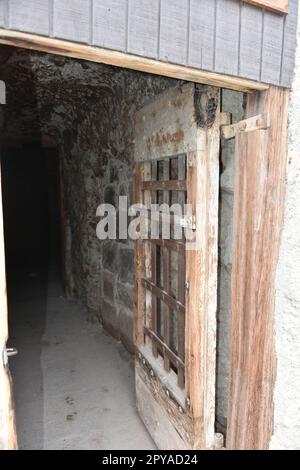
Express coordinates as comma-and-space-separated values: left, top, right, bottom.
0, 80, 18, 449
133, 83, 221, 450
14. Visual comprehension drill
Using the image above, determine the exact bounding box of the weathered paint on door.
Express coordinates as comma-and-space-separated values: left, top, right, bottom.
133, 83, 221, 449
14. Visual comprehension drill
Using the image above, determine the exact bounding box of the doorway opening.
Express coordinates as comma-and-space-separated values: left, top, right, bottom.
0, 45, 244, 449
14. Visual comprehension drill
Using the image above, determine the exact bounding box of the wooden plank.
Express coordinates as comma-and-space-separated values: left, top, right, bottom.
239, 3, 263, 81
9, 0, 50, 35
144, 327, 185, 370
135, 84, 198, 162
215, 0, 240, 76
142, 278, 185, 315
0, 166, 18, 450
142, 180, 186, 191
242, 0, 289, 14
0, 29, 269, 92
226, 86, 290, 449
136, 362, 188, 450
144, 163, 153, 336
177, 153, 186, 389
53, 0, 90, 44
149, 238, 185, 253
127, 0, 159, 59
185, 85, 220, 450
177, 248, 185, 389
221, 112, 270, 140
133, 162, 145, 347
188, 0, 215, 71
159, 0, 189, 64
92, 0, 127, 52
148, 160, 158, 356
162, 159, 170, 372
280, 0, 298, 87
151, 242, 159, 357
261, 11, 285, 84
162, 245, 170, 371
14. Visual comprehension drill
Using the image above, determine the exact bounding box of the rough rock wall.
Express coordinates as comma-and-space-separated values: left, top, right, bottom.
271, 3, 300, 450
0, 49, 177, 353
216, 90, 245, 433
0, 48, 243, 432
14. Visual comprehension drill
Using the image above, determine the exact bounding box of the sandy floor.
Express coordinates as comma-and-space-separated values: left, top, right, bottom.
8, 267, 155, 450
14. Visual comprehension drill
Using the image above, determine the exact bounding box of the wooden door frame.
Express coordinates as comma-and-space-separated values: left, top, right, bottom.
0, 163, 18, 450
226, 86, 289, 449
0, 31, 290, 449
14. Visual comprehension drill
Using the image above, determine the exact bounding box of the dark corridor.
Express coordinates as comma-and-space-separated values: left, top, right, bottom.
1, 143, 61, 278
0, 143, 62, 448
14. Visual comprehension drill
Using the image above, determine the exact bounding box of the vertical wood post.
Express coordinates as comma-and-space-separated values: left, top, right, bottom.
185, 86, 221, 449
0, 167, 18, 450
227, 86, 289, 449
133, 162, 145, 347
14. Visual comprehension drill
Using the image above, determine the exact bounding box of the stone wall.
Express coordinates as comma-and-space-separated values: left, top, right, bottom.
0, 48, 177, 353
216, 89, 245, 433
0, 47, 242, 433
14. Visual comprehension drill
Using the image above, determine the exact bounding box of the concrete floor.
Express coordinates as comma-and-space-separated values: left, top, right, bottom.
8, 267, 155, 450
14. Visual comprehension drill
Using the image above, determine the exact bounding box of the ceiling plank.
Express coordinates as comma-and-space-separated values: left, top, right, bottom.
0, 29, 269, 93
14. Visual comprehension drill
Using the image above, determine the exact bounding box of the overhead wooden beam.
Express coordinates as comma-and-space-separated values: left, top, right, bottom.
226, 86, 289, 449
221, 113, 270, 140
242, 0, 289, 14
0, 29, 269, 93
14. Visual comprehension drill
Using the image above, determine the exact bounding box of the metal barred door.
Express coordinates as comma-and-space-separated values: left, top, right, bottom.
133, 83, 221, 450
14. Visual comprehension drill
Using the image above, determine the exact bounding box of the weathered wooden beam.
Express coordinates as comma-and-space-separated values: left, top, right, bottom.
0, 29, 269, 93
133, 162, 145, 347
142, 180, 186, 191
144, 326, 185, 371
142, 278, 185, 315
242, 0, 289, 14
148, 238, 185, 253
0, 165, 18, 450
226, 86, 290, 449
185, 86, 221, 450
221, 113, 270, 140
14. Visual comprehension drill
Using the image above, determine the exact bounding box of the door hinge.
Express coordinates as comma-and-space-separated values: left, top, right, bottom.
2, 347, 18, 368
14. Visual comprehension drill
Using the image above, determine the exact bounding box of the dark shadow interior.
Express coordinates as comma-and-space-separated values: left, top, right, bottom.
0, 144, 61, 448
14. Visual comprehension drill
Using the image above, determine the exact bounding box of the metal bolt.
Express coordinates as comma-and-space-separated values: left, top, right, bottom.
138, 353, 142, 360
186, 397, 190, 407
178, 406, 183, 414
166, 389, 170, 397
142, 358, 146, 365
150, 369, 154, 377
